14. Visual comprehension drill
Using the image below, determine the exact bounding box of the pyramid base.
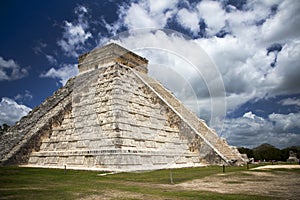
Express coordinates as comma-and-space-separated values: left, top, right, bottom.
26, 149, 221, 172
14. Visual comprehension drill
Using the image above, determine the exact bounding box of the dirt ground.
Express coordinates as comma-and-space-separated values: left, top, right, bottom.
80, 165, 300, 200
78, 190, 167, 200
250, 164, 300, 170
176, 165, 300, 199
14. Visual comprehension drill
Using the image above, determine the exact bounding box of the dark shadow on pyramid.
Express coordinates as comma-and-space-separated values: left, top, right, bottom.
0, 43, 246, 171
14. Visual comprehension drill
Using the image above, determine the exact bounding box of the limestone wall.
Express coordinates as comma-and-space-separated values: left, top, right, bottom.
0, 79, 74, 165
135, 69, 245, 165
26, 63, 224, 171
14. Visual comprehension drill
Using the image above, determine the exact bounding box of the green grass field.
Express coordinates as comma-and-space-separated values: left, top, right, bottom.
0, 165, 289, 200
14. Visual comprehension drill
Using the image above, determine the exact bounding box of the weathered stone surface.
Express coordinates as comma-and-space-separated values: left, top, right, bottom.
78, 43, 148, 74
0, 43, 246, 171
287, 151, 299, 163
0, 79, 74, 165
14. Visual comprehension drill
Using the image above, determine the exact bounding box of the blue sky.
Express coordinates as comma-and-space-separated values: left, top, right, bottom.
0, 0, 299, 148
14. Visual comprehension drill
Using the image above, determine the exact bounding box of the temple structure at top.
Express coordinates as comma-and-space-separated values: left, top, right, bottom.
78, 43, 148, 74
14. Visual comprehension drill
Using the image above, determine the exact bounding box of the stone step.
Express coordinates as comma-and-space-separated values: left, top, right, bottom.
134, 70, 243, 163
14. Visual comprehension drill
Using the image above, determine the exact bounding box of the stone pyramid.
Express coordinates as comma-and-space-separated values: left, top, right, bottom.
0, 43, 245, 171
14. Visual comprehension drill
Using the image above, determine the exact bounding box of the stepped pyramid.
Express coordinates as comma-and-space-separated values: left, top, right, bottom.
0, 43, 245, 171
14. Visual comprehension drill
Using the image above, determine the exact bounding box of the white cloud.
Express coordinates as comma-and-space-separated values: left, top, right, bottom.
105, 0, 179, 32
176, 8, 199, 35
57, 5, 92, 57
0, 97, 31, 125
272, 40, 300, 95
261, 0, 300, 43
123, 3, 159, 29
147, 0, 177, 14
14, 90, 33, 103
45, 55, 57, 65
269, 112, 300, 131
192, 0, 300, 109
243, 111, 264, 121
108, 0, 284, 117
75, 5, 88, 14
33, 41, 47, 55
223, 112, 300, 148
40, 64, 78, 85
102, 0, 300, 106
243, 111, 255, 120
0, 57, 28, 81
197, 0, 226, 36
280, 98, 300, 107
195, 35, 275, 112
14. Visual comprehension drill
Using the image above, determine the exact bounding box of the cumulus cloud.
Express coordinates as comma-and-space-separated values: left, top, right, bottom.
261, 0, 300, 43
243, 111, 256, 120
176, 8, 199, 35
0, 57, 28, 81
40, 64, 78, 85
123, 3, 159, 29
269, 112, 300, 131
0, 97, 31, 125
57, 5, 92, 57
280, 98, 300, 107
193, 0, 300, 109
103, 0, 179, 32
272, 41, 300, 95
197, 0, 226, 36
102, 0, 300, 114
195, 35, 275, 112
223, 111, 300, 148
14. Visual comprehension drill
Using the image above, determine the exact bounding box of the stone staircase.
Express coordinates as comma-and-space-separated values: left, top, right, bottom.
133, 69, 244, 165
0, 79, 74, 165
0, 42, 246, 169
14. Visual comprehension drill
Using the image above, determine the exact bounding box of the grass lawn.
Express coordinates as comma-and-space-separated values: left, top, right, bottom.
0, 165, 280, 200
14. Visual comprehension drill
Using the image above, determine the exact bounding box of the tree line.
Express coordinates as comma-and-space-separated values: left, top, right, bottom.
238, 143, 300, 161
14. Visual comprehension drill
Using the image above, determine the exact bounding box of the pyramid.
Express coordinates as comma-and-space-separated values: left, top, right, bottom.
0, 43, 246, 171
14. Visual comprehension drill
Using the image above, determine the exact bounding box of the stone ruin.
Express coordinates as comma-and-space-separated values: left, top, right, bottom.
287, 151, 299, 163
0, 43, 246, 171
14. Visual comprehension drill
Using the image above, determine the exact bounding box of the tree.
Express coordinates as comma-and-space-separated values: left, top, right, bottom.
239, 144, 300, 162
238, 147, 254, 158
281, 146, 300, 160
253, 143, 282, 161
